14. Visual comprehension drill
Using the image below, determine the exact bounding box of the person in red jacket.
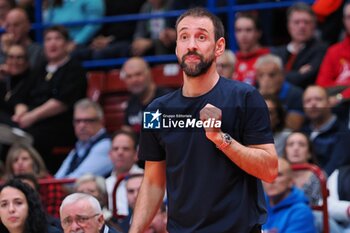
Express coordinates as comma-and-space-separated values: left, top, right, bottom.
233, 13, 269, 86
316, 2, 350, 107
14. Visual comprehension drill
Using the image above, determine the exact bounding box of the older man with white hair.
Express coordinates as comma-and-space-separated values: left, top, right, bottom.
60, 193, 121, 233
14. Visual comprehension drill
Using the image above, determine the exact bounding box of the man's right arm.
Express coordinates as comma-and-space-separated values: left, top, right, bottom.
129, 160, 166, 233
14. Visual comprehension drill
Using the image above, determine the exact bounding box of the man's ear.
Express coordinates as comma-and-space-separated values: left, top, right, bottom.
215, 37, 226, 57
97, 214, 105, 230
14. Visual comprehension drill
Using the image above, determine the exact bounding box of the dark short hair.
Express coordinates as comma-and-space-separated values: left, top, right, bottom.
287, 2, 316, 22
175, 7, 225, 41
0, 179, 47, 233
44, 25, 70, 41
235, 12, 261, 31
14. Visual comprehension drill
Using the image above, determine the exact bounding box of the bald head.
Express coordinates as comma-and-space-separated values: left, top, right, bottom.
120, 57, 153, 95
303, 85, 332, 125
5, 8, 30, 43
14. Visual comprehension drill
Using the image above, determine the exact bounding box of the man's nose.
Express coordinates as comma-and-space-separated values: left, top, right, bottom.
188, 37, 198, 49
70, 220, 82, 231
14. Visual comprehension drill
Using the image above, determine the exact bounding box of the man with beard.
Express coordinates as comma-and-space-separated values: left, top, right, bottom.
129, 7, 278, 233
121, 57, 171, 135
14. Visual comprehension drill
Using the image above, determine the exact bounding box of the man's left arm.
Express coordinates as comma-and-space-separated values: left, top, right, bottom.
201, 103, 278, 183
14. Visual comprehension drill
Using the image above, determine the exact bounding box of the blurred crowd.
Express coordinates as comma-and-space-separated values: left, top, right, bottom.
0, 0, 350, 233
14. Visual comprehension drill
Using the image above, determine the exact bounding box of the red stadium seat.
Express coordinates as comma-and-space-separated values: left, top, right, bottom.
87, 71, 106, 101
151, 63, 183, 89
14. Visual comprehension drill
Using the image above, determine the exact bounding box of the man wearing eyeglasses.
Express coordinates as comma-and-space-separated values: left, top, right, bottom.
60, 193, 122, 233
55, 98, 113, 178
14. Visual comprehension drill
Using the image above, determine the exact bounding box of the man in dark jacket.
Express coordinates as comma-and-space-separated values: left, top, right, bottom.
272, 2, 327, 89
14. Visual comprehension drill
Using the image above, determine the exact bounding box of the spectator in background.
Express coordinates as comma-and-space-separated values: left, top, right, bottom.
121, 174, 167, 233
55, 98, 113, 179
16, 0, 34, 23
316, 2, 350, 123
0, 0, 15, 26
272, 2, 327, 89
106, 130, 143, 218
131, 0, 174, 56
0, 44, 30, 125
0, 8, 44, 68
10, 25, 87, 172
119, 173, 144, 233
216, 49, 236, 79
0, 179, 61, 233
73, 0, 145, 60
60, 193, 122, 233
14, 173, 64, 233
145, 203, 168, 233
264, 95, 291, 157
43, 0, 105, 52
121, 57, 170, 134
256, 54, 304, 130
233, 12, 269, 86
327, 164, 350, 232
3, 143, 67, 217
302, 85, 350, 175
283, 132, 343, 233
75, 173, 112, 221
262, 157, 317, 233
283, 132, 321, 205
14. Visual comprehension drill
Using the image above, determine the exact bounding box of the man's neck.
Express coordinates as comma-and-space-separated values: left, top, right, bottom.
48, 55, 69, 66
182, 66, 220, 97
311, 114, 333, 130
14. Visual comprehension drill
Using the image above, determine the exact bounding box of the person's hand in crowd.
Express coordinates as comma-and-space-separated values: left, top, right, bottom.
90, 36, 114, 50
16, 111, 37, 128
12, 104, 28, 123
159, 28, 176, 47
1, 33, 15, 53
131, 38, 153, 56
299, 64, 312, 74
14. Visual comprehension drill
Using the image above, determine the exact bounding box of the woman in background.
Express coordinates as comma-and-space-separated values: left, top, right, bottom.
4, 143, 66, 218
0, 179, 60, 233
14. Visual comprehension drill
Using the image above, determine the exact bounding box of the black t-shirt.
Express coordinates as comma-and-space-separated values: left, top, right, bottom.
139, 77, 273, 233
125, 87, 171, 134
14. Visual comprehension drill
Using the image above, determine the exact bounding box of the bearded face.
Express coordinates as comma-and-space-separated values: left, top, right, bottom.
179, 50, 215, 77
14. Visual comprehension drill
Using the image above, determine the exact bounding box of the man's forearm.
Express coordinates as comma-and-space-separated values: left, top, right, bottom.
29, 98, 67, 121
210, 132, 278, 182
225, 141, 278, 182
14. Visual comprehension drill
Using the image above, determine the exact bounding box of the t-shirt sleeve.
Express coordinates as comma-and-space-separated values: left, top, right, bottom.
242, 88, 274, 145
138, 102, 166, 161
138, 130, 166, 161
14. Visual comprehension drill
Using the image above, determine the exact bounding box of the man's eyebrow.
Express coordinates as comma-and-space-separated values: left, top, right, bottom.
178, 27, 209, 34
